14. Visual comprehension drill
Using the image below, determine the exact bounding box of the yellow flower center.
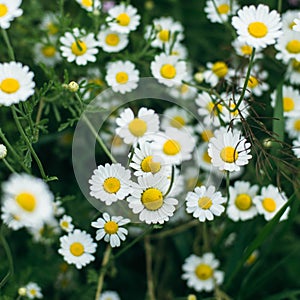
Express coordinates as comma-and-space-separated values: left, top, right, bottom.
294, 119, 300, 131
112, 135, 123, 147
141, 156, 161, 173
47, 23, 59, 35
103, 177, 121, 193
69, 242, 84, 257
128, 118, 147, 137
160, 64, 176, 79
30, 290, 37, 296
207, 102, 223, 115
0, 78, 20, 94
248, 22, 268, 38
61, 221, 69, 228
116, 13, 130, 26
292, 59, 300, 72
158, 29, 170, 42
201, 129, 214, 142
170, 116, 185, 128
241, 45, 253, 56
195, 263, 214, 280
115, 71, 129, 84
16, 193, 36, 212
105, 33, 120, 46
180, 83, 189, 94
202, 151, 212, 164
283, 97, 295, 112
289, 21, 296, 29
220, 146, 238, 163
198, 196, 212, 209
217, 4, 230, 14
247, 76, 259, 89
163, 139, 181, 155
71, 40, 87, 56
141, 188, 163, 211
82, 0, 92, 7
262, 197, 276, 212
41, 45, 56, 57
104, 220, 119, 234
235, 193, 252, 210
0, 4, 8, 17
286, 40, 300, 54
212, 61, 228, 78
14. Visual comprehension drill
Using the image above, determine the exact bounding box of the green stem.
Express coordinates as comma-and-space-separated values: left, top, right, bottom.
164, 166, 175, 197
277, 0, 282, 13
144, 236, 156, 300
2, 158, 16, 173
203, 222, 210, 252
225, 171, 230, 213
1, 29, 15, 61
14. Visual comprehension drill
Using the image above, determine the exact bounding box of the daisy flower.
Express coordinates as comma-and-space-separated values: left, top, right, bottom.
253, 185, 290, 221
204, 0, 239, 24
151, 53, 187, 87
292, 138, 300, 158
1, 173, 54, 229
232, 4, 282, 49
208, 127, 252, 172
286, 116, 300, 139
91, 212, 130, 248
0, 61, 35, 106
34, 40, 61, 67
40, 12, 59, 36
232, 38, 263, 59
194, 142, 213, 173
168, 81, 197, 101
60, 28, 99, 65
1, 200, 24, 230
286, 58, 300, 84
282, 10, 300, 32
59, 215, 74, 233
169, 42, 188, 60
151, 127, 196, 165
100, 291, 120, 300
227, 181, 259, 222
105, 60, 139, 94
116, 107, 160, 145
75, 0, 101, 12
106, 3, 140, 34
185, 185, 225, 222
203, 61, 231, 87
161, 106, 192, 131
97, 26, 128, 53
58, 229, 97, 269
275, 31, 300, 63
89, 163, 132, 206
25, 282, 43, 299
0, 0, 23, 29
182, 253, 224, 292
194, 124, 214, 143
127, 173, 178, 224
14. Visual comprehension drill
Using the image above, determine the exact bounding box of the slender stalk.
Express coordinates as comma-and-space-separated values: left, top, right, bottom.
144, 236, 156, 300
202, 222, 210, 252
164, 166, 175, 197
225, 171, 230, 212
277, 0, 282, 13
2, 158, 16, 173
1, 29, 15, 61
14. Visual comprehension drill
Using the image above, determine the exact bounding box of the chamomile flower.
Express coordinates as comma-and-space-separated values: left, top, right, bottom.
0, 61, 35, 106
151, 53, 187, 87
232, 4, 282, 49
194, 142, 213, 173
34, 40, 61, 67
286, 116, 300, 139
182, 253, 224, 292
203, 61, 231, 87
204, 0, 239, 24
75, 0, 101, 12
185, 185, 225, 222
275, 31, 300, 63
105, 60, 139, 94
151, 127, 196, 165
60, 28, 99, 65
194, 125, 214, 143
25, 282, 43, 299
116, 107, 160, 145
97, 26, 129, 53
292, 138, 300, 158
89, 163, 132, 206
127, 173, 178, 224
58, 229, 97, 269
169, 42, 188, 60
231, 39, 263, 59
91, 212, 130, 248
106, 3, 140, 34
208, 127, 252, 172
59, 215, 74, 233
286, 58, 300, 84
282, 10, 300, 32
0, 0, 23, 29
1, 200, 24, 230
40, 12, 59, 36
1, 173, 54, 229
100, 291, 120, 300
161, 106, 192, 131
253, 185, 290, 221
227, 181, 259, 221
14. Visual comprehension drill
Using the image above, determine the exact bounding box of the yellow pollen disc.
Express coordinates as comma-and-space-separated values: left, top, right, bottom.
61, 221, 69, 228
71, 40, 87, 56
170, 116, 185, 128
207, 102, 223, 115
30, 290, 37, 296
220, 146, 238, 163
180, 83, 189, 94
116, 13, 130, 26
294, 119, 300, 131
283, 97, 295, 112
160, 64, 176, 79
289, 21, 296, 29
0, 78, 20, 94
212, 61, 228, 78
16, 193, 36, 212
112, 135, 123, 147
247, 76, 259, 89
105, 33, 120, 46
248, 22, 268, 38
241, 45, 253, 56
158, 29, 170, 42
141, 188, 163, 211
69, 242, 84, 257
292, 59, 300, 71
103, 177, 121, 194
217, 4, 230, 14
262, 197, 276, 212
0, 4, 8, 17
201, 129, 213, 142
82, 0, 92, 7
198, 196, 212, 209
141, 156, 161, 173
235, 193, 252, 210
229, 103, 239, 116
286, 40, 300, 54
41, 45, 56, 57
203, 151, 212, 164
104, 221, 119, 234
47, 23, 59, 35
115, 71, 129, 84
163, 139, 181, 155
128, 118, 147, 137
195, 264, 214, 280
